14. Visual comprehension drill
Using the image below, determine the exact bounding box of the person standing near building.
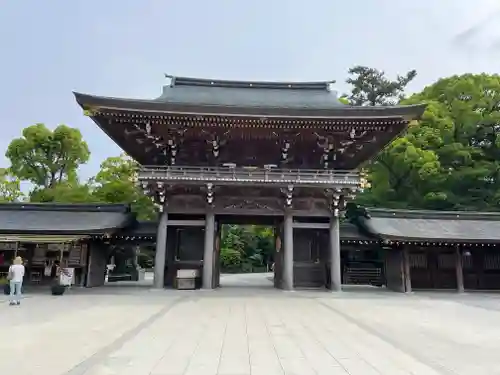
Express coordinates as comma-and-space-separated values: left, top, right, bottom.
8, 256, 25, 305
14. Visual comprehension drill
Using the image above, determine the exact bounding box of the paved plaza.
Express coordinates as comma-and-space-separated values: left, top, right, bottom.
1, 273, 500, 375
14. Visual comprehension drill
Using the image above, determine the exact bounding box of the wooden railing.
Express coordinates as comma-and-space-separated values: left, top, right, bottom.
138, 165, 361, 186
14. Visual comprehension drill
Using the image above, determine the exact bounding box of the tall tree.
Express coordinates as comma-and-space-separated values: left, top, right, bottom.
6, 123, 90, 188
358, 73, 500, 210
344, 65, 417, 106
92, 154, 156, 220
29, 180, 94, 203
0, 168, 23, 202
344, 66, 435, 208
404, 74, 500, 210
355, 136, 442, 208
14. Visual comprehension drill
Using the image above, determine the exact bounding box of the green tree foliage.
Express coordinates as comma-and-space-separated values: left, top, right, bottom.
0, 168, 23, 202
5, 123, 157, 215
219, 225, 274, 271
220, 247, 242, 269
344, 65, 417, 106
30, 181, 94, 203
92, 154, 156, 220
343, 66, 437, 208
6, 123, 90, 188
358, 73, 500, 210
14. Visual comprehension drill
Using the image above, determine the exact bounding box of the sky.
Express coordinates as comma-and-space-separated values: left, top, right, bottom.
1, 0, 500, 183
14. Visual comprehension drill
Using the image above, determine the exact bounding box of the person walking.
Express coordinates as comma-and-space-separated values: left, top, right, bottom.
8, 256, 25, 305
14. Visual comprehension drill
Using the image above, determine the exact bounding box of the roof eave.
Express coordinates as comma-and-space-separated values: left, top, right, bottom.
365, 207, 500, 221
377, 234, 500, 244
74, 92, 427, 120
0, 202, 131, 214
358, 216, 500, 244
0, 228, 123, 236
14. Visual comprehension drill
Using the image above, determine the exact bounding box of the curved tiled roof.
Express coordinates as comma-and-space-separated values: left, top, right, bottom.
0, 203, 134, 235
157, 75, 345, 110
357, 208, 500, 243
74, 75, 427, 119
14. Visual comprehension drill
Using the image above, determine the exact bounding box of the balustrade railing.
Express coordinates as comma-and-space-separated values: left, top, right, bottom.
138, 165, 360, 186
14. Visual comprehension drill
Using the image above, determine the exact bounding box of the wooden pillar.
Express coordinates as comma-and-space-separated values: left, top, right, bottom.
329, 214, 342, 292
455, 245, 465, 293
283, 211, 294, 291
212, 221, 222, 288
202, 211, 215, 289
273, 222, 283, 289
153, 209, 168, 289
403, 247, 412, 293
384, 248, 405, 293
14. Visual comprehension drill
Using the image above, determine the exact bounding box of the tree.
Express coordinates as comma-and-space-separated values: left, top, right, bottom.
220, 247, 242, 269
343, 66, 437, 208
92, 154, 156, 220
358, 73, 500, 210
29, 180, 94, 203
404, 74, 500, 210
356, 137, 442, 208
344, 65, 417, 106
6, 123, 90, 188
219, 224, 274, 271
0, 168, 23, 202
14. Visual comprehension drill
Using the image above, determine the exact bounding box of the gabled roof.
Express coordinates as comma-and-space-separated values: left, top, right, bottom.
0, 203, 135, 235
355, 207, 500, 243
74, 75, 427, 119
160, 76, 345, 110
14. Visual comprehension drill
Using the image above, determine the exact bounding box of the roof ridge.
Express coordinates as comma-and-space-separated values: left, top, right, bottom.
0, 203, 131, 213
366, 207, 500, 220
165, 75, 335, 91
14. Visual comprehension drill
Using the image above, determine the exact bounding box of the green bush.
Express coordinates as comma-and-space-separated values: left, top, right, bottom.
220, 247, 242, 268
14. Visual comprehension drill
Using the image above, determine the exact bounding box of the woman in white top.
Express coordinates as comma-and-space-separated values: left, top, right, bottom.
8, 256, 25, 305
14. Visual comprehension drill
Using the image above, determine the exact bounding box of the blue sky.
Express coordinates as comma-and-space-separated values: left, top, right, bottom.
1, 0, 500, 183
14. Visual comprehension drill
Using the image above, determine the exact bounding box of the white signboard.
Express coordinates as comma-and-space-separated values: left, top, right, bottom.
59, 268, 75, 286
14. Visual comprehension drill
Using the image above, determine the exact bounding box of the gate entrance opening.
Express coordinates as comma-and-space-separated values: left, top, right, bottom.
215, 217, 275, 289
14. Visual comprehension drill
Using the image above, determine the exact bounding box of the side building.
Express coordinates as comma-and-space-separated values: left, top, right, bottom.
0, 203, 134, 288
351, 207, 500, 292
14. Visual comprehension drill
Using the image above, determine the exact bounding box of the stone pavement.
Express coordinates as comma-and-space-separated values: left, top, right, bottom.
2, 274, 500, 374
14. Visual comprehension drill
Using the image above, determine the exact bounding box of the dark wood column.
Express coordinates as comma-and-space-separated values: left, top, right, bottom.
329, 214, 342, 292
403, 247, 412, 293
213, 221, 222, 288
202, 210, 215, 289
384, 248, 405, 292
202, 183, 215, 289
283, 210, 294, 291
273, 222, 284, 289
153, 208, 168, 289
455, 245, 465, 293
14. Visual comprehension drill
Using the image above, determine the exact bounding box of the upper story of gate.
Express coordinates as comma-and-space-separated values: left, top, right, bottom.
74, 75, 426, 171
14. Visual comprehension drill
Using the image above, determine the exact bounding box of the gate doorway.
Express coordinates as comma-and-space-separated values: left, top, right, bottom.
214, 216, 277, 289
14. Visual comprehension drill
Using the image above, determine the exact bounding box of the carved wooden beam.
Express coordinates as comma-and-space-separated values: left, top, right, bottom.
280, 185, 294, 209
206, 183, 215, 207
324, 187, 359, 217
